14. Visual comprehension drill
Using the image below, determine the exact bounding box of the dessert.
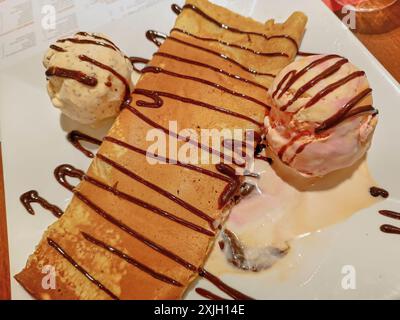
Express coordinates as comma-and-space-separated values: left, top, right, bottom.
265, 54, 378, 177
16, 0, 307, 300
44, 32, 134, 125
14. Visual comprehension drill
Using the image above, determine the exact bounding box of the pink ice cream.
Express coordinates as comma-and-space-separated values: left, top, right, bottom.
265, 54, 378, 177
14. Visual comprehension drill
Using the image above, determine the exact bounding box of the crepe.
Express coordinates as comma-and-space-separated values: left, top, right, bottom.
16, 0, 307, 300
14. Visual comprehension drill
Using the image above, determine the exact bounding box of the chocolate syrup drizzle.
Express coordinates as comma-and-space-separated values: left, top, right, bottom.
379, 209, 400, 235
46, 67, 98, 86
54, 164, 215, 236
103, 137, 230, 183
379, 210, 400, 220
140, 66, 271, 110
51, 161, 251, 297
20, 190, 63, 218
195, 287, 225, 300
57, 37, 118, 52
272, 54, 377, 162
380, 225, 400, 235
67, 131, 102, 158
171, 3, 183, 15
75, 32, 121, 51
47, 34, 131, 103
153, 52, 269, 91
178, 4, 299, 52
297, 51, 319, 57
81, 232, 183, 287
198, 268, 254, 300
370, 187, 389, 199
50, 45, 66, 52
129, 57, 150, 73
132, 88, 264, 126
216, 164, 241, 209
79, 54, 131, 102
126, 105, 246, 167
315, 88, 373, 133
171, 28, 289, 58
74, 189, 198, 271
38, 4, 270, 298
146, 30, 275, 77
273, 54, 340, 100
47, 238, 119, 300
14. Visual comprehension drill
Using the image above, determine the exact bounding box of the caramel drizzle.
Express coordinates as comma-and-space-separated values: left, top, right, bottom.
54, 164, 215, 236
171, 28, 289, 57
153, 52, 269, 91
140, 66, 271, 110
81, 232, 183, 287
180, 4, 299, 52
47, 238, 119, 300
20, 190, 63, 218
133, 88, 264, 126
46, 66, 98, 86
67, 131, 102, 158
146, 30, 275, 77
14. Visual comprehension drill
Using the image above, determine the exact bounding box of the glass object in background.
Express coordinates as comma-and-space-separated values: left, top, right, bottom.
335, 0, 398, 12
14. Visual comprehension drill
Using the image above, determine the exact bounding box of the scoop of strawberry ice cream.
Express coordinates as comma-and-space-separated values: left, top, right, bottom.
265, 54, 378, 177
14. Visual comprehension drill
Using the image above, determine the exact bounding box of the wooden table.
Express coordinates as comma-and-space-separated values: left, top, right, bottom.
0, 1, 399, 301
0, 145, 10, 300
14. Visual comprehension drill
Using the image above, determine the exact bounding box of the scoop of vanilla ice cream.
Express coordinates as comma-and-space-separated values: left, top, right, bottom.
265, 54, 378, 177
43, 32, 133, 125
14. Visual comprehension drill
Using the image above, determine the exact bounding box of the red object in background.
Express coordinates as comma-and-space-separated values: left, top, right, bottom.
323, 0, 344, 10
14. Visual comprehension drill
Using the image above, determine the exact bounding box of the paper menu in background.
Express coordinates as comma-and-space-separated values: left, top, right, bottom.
0, 0, 165, 70
0, 0, 253, 71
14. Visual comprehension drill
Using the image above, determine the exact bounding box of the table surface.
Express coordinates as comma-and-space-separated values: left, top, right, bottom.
0, 2, 399, 300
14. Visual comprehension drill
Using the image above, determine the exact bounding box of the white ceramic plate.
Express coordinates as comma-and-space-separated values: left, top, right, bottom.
1, 0, 400, 300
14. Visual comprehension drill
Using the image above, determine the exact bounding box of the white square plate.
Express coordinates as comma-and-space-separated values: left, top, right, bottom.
1, 0, 399, 300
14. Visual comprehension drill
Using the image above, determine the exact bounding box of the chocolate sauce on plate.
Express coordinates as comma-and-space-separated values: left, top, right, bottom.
370, 187, 389, 198
67, 131, 102, 158
20, 190, 63, 218
195, 288, 225, 300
